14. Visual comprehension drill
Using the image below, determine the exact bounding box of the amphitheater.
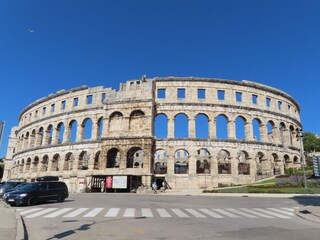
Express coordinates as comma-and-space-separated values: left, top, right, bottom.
3, 77, 303, 193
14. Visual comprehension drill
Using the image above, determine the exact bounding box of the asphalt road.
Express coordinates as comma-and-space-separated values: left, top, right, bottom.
16, 193, 320, 240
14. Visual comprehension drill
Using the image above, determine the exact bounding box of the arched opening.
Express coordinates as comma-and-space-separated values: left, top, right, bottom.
26, 158, 31, 172
106, 148, 120, 168
216, 114, 228, 139
279, 122, 286, 145
47, 125, 53, 145
109, 111, 123, 132
19, 159, 24, 173
38, 127, 44, 146
51, 154, 60, 171
64, 152, 74, 171
267, 121, 275, 142
252, 118, 261, 141
154, 114, 168, 138
32, 156, 39, 173
25, 132, 30, 149
217, 149, 231, 174
293, 156, 299, 164
289, 125, 295, 146
41, 155, 49, 172
127, 147, 143, 168
195, 114, 209, 139
237, 151, 250, 175
30, 130, 36, 148
256, 152, 264, 176
154, 149, 167, 174
129, 110, 145, 130
83, 118, 93, 140
235, 116, 246, 140
174, 149, 189, 174
196, 148, 210, 174
97, 117, 103, 139
94, 151, 101, 170
174, 113, 188, 138
79, 151, 89, 170
57, 122, 65, 143
69, 120, 77, 142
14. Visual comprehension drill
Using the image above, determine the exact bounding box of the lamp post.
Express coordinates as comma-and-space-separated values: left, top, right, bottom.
297, 130, 307, 189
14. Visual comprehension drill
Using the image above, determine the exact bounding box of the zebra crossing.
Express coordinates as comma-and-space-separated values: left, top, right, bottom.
16, 206, 296, 220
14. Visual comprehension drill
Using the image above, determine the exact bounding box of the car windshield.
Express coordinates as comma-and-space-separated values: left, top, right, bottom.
18, 183, 39, 191
2, 182, 22, 188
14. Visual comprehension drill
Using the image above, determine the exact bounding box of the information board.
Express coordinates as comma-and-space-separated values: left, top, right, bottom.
312, 156, 320, 177
112, 176, 127, 189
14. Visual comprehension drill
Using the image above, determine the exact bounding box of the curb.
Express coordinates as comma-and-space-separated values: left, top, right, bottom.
15, 210, 25, 240
295, 208, 320, 224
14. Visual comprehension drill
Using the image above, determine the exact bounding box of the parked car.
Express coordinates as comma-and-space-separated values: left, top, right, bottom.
3, 176, 68, 206
0, 180, 25, 198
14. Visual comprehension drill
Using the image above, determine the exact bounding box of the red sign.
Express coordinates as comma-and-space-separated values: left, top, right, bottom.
106, 176, 113, 189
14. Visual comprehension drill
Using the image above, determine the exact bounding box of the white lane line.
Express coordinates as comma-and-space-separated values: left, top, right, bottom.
281, 207, 295, 212
141, 208, 153, 218
253, 208, 291, 219
199, 209, 224, 218
225, 208, 258, 218
15, 208, 26, 212
25, 208, 58, 218
123, 208, 135, 217
64, 208, 89, 218
212, 209, 241, 218
19, 208, 44, 215
43, 208, 73, 218
157, 208, 171, 218
185, 209, 206, 218
239, 208, 275, 218
105, 208, 120, 217
267, 208, 294, 216
171, 209, 190, 218
83, 208, 104, 217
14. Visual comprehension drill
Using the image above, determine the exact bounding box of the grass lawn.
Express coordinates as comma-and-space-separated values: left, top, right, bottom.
205, 186, 320, 194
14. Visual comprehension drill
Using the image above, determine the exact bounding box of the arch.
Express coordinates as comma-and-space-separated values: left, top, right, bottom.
64, 152, 74, 171
51, 153, 60, 171
26, 157, 31, 171
237, 150, 250, 175
217, 149, 231, 174
97, 117, 103, 138
30, 129, 36, 148
106, 148, 120, 168
41, 155, 49, 172
79, 151, 89, 170
154, 114, 168, 138
195, 114, 209, 139
32, 156, 39, 172
235, 116, 246, 140
272, 153, 279, 162
57, 122, 65, 143
289, 125, 295, 145
196, 148, 210, 174
94, 151, 101, 170
284, 154, 290, 163
252, 118, 261, 141
83, 118, 93, 140
174, 113, 188, 138
109, 111, 123, 132
293, 156, 299, 164
38, 127, 44, 146
279, 122, 286, 145
25, 132, 30, 149
127, 147, 143, 168
129, 110, 145, 130
154, 149, 168, 174
174, 149, 189, 174
46, 125, 53, 145
216, 114, 228, 139
267, 120, 275, 142
69, 120, 77, 142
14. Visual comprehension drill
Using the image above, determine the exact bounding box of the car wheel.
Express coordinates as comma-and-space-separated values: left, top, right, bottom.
58, 194, 65, 202
28, 197, 37, 206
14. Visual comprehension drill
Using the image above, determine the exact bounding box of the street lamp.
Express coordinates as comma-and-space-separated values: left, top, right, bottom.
296, 129, 307, 189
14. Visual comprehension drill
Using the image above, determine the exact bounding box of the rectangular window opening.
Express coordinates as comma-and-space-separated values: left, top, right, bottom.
101, 93, 106, 103
266, 97, 271, 107
61, 101, 66, 110
252, 95, 258, 104
278, 101, 282, 110
86, 95, 93, 105
157, 89, 166, 99
218, 90, 225, 100
51, 104, 55, 112
177, 88, 185, 99
236, 92, 242, 102
73, 97, 79, 107
42, 107, 46, 115
198, 89, 206, 99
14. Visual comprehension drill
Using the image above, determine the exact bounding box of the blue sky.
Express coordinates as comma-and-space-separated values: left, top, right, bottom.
0, 0, 319, 157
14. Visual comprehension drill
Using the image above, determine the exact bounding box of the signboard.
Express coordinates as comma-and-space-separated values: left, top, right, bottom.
112, 176, 127, 189
106, 176, 113, 189
312, 156, 320, 177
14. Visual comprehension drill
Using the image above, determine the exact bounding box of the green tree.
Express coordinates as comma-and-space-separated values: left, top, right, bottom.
303, 132, 320, 153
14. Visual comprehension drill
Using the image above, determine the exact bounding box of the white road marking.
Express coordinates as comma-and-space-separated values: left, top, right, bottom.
252, 208, 291, 219
281, 207, 295, 212
105, 208, 120, 217
19, 208, 44, 215
171, 208, 190, 218
199, 209, 224, 218
212, 209, 241, 218
43, 208, 73, 218
64, 208, 89, 218
239, 208, 275, 218
83, 208, 104, 217
185, 209, 206, 218
267, 208, 294, 216
123, 208, 135, 217
141, 208, 153, 217
225, 208, 258, 218
25, 208, 58, 218
157, 208, 171, 218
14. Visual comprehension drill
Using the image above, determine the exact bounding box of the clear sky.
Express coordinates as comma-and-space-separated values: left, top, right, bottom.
0, 0, 319, 157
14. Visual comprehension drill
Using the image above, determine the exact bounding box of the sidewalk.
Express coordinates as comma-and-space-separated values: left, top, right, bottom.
0, 201, 24, 240
295, 206, 320, 224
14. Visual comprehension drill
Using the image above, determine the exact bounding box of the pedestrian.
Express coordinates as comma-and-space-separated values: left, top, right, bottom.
162, 181, 166, 193
152, 181, 157, 194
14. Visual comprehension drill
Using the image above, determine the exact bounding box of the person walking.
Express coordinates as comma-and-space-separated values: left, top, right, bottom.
152, 181, 158, 194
